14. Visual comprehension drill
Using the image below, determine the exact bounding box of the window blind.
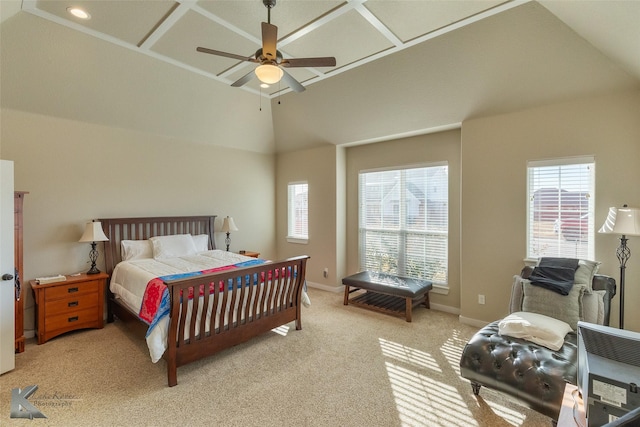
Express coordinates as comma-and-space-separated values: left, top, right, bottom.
288, 182, 308, 239
527, 157, 595, 260
358, 164, 448, 285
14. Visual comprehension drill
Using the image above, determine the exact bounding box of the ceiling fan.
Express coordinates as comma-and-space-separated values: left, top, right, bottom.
196, 0, 336, 93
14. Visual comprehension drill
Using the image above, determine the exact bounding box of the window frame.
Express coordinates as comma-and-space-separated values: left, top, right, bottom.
358, 162, 449, 286
287, 181, 309, 244
526, 156, 595, 261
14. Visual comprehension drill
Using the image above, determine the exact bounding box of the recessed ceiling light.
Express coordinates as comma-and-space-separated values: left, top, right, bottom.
260, 83, 270, 89
67, 7, 91, 19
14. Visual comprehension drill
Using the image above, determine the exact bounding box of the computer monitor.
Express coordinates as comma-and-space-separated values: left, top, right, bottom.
577, 321, 640, 426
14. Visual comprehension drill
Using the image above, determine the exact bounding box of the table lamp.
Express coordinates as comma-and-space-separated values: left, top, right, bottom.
79, 220, 109, 274
221, 216, 238, 251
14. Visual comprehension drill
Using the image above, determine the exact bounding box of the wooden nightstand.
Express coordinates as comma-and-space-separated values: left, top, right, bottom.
238, 250, 260, 258
31, 272, 108, 344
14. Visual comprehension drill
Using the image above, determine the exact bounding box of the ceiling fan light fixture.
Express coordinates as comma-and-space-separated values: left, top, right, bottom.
255, 64, 283, 84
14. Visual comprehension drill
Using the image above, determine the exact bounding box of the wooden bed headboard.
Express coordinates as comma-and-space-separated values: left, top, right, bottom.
99, 215, 216, 275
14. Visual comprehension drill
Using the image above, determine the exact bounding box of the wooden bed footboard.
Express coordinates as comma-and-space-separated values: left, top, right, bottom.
164, 255, 308, 386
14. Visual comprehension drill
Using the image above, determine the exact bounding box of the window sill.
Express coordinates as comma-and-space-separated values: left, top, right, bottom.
287, 237, 308, 244
432, 284, 449, 295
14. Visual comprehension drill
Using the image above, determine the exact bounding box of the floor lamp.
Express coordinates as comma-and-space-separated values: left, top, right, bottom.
598, 205, 640, 329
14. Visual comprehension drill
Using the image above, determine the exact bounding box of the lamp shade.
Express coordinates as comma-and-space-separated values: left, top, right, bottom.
221, 216, 239, 233
79, 221, 109, 242
255, 64, 283, 84
598, 206, 640, 236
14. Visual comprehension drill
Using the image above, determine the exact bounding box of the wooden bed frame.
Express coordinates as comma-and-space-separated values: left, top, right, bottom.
99, 215, 309, 386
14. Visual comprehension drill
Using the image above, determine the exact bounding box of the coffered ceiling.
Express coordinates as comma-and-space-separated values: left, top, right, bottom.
18, 0, 522, 96
1, 1, 639, 153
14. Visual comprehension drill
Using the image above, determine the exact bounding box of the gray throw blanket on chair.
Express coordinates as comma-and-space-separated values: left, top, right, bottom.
529, 257, 579, 295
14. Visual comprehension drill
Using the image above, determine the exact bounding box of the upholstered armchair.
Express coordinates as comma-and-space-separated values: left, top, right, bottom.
459, 261, 616, 421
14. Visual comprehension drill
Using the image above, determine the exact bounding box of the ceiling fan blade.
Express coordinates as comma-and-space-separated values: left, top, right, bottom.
280, 69, 305, 93
231, 70, 255, 88
262, 22, 278, 61
280, 57, 336, 68
196, 47, 257, 63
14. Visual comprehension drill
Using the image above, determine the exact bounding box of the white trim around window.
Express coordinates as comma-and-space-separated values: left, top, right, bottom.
287, 181, 308, 244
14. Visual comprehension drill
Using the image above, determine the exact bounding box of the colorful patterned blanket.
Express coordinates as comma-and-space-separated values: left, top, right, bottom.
139, 259, 266, 337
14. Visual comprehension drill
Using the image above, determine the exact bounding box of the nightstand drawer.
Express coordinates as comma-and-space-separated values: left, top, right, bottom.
46, 308, 100, 331
45, 279, 100, 301
45, 292, 99, 316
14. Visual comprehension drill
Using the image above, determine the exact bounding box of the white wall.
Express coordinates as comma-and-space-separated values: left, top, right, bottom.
1, 108, 276, 335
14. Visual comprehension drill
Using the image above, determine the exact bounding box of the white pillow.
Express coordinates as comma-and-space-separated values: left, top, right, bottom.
191, 234, 210, 252
150, 234, 198, 259
121, 240, 153, 261
498, 311, 573, 351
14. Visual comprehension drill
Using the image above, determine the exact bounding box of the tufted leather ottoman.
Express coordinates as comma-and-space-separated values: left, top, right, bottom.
459, 321, 577, 419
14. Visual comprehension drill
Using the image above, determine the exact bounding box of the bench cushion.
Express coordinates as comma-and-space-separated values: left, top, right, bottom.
342, 271, 432, 298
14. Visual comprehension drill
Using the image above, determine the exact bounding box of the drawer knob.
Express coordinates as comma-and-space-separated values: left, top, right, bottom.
68, 301, 79, 307
68, 287, 79, 293
68, 316, 79, 322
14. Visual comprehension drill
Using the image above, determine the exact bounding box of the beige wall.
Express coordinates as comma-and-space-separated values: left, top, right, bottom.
276, 145, 344, 289
3, 90, 639, 337
345, 130, 462, 311
1, 109, 277, 334
461, 90, 640, 331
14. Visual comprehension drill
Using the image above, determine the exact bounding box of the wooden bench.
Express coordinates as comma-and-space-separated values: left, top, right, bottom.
342, 271, 432, 322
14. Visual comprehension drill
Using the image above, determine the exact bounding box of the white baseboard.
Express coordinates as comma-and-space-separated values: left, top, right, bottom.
429, 303, 459, 315
306, 283, 493, 328
306, 281, 343, 293
307, 283, 464, 317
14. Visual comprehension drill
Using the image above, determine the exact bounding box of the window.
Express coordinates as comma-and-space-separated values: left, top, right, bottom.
287, 182, 308, 243
358, 163, 448, 285
527, 157, 595, 260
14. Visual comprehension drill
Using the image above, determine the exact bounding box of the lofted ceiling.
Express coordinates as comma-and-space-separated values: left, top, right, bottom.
1, 0, 639, 153
16, 0, 520, 96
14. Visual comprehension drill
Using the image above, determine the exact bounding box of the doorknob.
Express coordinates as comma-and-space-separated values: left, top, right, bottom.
2, 274, 14, 281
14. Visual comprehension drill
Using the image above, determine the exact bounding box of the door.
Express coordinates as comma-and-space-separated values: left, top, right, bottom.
1, 160, 15, 374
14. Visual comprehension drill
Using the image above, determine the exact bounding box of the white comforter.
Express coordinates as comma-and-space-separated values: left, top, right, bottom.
110, 250, 310, 362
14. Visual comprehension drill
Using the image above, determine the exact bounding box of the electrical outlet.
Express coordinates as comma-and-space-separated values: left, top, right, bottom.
478, 294, 486, 305
323, 268, 329, 278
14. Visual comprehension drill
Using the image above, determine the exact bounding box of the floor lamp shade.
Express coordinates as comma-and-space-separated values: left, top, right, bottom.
79, 221, 109, 274
598, 206, 640, 329
599, 206, 640, 236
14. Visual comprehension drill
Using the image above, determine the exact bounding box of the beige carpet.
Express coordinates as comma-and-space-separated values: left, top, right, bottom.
0, 289, 551, 427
